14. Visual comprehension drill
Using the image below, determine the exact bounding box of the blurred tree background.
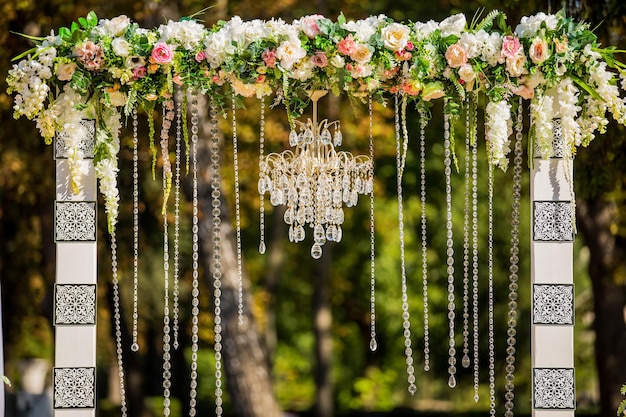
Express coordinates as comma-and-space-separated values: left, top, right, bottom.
0, 0, 625, 417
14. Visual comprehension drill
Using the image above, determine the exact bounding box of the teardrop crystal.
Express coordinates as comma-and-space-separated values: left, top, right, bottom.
311, 243, 323, 259
462, 354, 471, 368
448, 375, 457, 388
369, 338, 378, 351
289, 130, 299, 147
320, 128, 332, 145
259, 241, 266, 254
333, 130, 343, 146
131, 343, 140, 352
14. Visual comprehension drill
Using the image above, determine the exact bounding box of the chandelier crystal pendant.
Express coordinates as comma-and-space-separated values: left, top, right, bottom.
259, 90, 373, 259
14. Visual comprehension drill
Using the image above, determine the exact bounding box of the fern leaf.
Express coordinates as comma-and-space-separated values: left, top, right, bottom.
475, 10, 501, 32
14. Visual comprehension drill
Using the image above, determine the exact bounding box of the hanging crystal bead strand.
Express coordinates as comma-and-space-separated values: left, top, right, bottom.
231, 91, 244, 326
394, 95, 416, 395
488, 163, 496, 417
470, 98, 480, 403
368, 95, 377, 352
131, 108, 140, 353
209, 98, 224, 417
444, 99, 457, 389
504, 97, 523, 417
259, 99, 266, 255
162, 158, 172, 417
418, 104, 430, 372
188, 90, 201, 417
462, 98, 471, 370
111, 231, 128, 417
172, 90, 183, 351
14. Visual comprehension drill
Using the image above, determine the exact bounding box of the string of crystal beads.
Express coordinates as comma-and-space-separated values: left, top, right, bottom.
258, 91, 373, 259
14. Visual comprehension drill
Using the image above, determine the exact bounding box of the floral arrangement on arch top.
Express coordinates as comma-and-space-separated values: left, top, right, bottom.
6, 9, 626, 231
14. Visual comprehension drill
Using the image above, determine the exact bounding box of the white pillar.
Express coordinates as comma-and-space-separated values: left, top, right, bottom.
530, 115, 576, 416
53, 120, 98, 416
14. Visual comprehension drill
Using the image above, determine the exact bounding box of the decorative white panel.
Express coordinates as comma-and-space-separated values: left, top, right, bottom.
54, 119, 96, 159
534, 118, 565, 159
55, 201, 97, 242
533, 368, 575, 410
54, 284, 97, 325
533, 201, 574, 242
53, 367, 96, 409
533, 284, 574, 325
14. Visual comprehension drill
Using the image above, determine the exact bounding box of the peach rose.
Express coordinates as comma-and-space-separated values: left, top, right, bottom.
505, 52, 528, 77
445, 43, 468, 68
554, 37, 568, 54
56, 62, 76, 81
350, 43, 373, 64
529, 38, 550, 65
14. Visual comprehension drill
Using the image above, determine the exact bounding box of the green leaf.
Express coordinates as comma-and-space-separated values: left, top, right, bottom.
78, 17, 88, 29
10, 47, 38, 61
337, 12, 346, 26
71, 21, 79, 32
87, 11, 98, 26
570, 74, 603, 101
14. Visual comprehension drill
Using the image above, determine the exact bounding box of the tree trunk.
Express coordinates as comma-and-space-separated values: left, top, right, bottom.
576, 199, 626, 417
193, 95, 282, 417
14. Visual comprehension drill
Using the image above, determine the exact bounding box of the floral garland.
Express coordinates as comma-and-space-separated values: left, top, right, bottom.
6, 9, 626, 230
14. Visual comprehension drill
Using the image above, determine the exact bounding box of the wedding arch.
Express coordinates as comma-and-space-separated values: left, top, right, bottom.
7, 8, 626, 417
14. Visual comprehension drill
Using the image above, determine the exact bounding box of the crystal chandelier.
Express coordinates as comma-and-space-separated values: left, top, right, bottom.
259, 91, 373, 259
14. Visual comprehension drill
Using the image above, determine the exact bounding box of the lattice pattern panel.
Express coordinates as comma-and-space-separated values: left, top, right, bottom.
533, 201, 573, 242
54, 284, 97, 325
54, 119, 96, 159
55, 201, 97, 242
533, 368, 576, 409
533, 284, 574, 325
534, 118, 566, 158
53, 367, 96, 409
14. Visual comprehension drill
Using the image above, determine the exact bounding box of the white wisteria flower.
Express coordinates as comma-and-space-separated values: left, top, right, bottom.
531, 91, 554, 159
557, 78, 582, 151
485, 99, 512, 169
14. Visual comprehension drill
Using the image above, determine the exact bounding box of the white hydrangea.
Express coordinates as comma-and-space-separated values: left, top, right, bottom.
413, 20, 438, 41
515, 12, 558, 38
438, 13, 466, 38
342, 15, 387, 43
158, 19, 206, 50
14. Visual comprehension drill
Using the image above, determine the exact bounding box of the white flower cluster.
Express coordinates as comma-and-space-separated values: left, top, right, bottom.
458, 30, 504, 67
94, 109, 122, 232
515, 12, 558, 38
557, 78, 582, 153
485, 100, 512, 170
531, 91, 554, 159
158, 19, 206, 50
341, 14, 388, 42
7, 46, 56, 120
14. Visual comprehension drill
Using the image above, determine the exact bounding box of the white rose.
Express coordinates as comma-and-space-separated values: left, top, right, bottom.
438, 13, 466, 38
112, 38, 131, 57
458, 64, 476, 83
276, 39, 307, 70
330, 54, 345, 68
102, 15, 131, 37
381, 23, 411, 52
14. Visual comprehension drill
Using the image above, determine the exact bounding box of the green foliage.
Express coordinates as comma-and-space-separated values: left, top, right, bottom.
619, 384, 626, 416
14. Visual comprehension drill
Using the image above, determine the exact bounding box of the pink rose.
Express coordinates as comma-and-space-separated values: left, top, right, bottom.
262, 49, 277, 68
445, 43, 468, 68
195, 51, 206, 62
150, 42, 174, 65
529, 38, 550, 65
501, 35, 522, 59
300, 15, 324, 38
311, 51, 328, 68
133, 67, 147, 80
509, 84, 534, 99
337, 34, 357, 56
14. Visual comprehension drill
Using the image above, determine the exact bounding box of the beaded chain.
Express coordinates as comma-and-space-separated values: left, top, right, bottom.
395, 95, 416, 395
368, 95, 377, 352
418, 104, 431, 372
